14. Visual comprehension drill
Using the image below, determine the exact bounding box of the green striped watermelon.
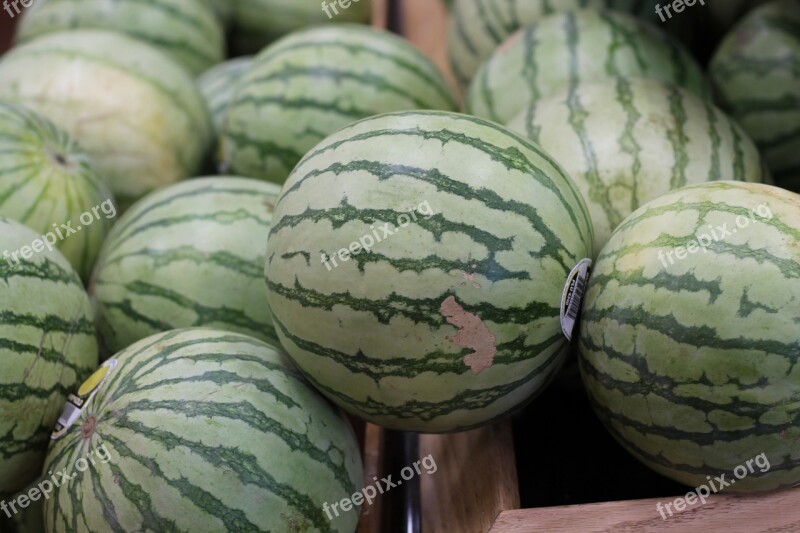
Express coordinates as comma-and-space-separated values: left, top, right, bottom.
710, 0, 800, 192
448, 0, 661, 90
466, 8, 710, 125
507, 78, 768, 257
579, 181, 800, 492
231, 0, 373, 54
265, 110, 594, 433
0, 218, 98, 497
198, 57, 254, 137
0, 30, 213, 211
220, 25, 458, 185
15, 0, 225, 76
200, 0, 234, 25
43, 328, 363, 532
0, 101, 116, 282
91, 177, 281, 355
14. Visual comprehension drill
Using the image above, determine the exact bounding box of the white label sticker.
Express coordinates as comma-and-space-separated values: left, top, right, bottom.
52, 359, 118, 440
560, 258, 592, 342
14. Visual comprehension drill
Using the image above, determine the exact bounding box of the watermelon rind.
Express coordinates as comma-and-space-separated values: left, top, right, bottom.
91, 177, 282, 354
709, 0, 800, 192
507, 78, 767, 257
0, 30, 213, 211
265, 110, 593, 433
220, 24, 458, 185
579, 181, 800, 492
0, 100, 116, 282
466, 8, 710, 125
0, 217, 98, 497
15, 0, 226, 76
42, 328, 363, 533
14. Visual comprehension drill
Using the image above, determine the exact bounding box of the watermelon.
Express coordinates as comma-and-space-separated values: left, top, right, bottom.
0, 218, 98, 497
230, 0, 373, 54
220, 25, 458, 185
0, 30, 213, 211
264, 110, 594, 433
466, 8, 710, 125
91, 177, 282, 355
200, 0, 234, 25
579, 181, 800, 492
43, 328, 363, 532
507, 78, 768, 257
710, 0, 800, 192
448, 0, 661, 90
198, 57, 254, 137
15, 0, 226, 76
0, 101, 116, 282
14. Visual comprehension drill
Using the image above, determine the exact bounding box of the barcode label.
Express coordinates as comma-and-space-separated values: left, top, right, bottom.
566, 273, 587, 320
560, 258, 592, 341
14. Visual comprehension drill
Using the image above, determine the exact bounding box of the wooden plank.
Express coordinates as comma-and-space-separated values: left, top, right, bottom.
490, 487, 800, 532
399, 0, 461, 101
371, 0, 388, 29
420, 420, 520, 533
357, 423, 387, 533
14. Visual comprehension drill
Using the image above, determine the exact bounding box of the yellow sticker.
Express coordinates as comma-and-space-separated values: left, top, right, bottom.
52, 359, 118, 440
78, 364, 113, 398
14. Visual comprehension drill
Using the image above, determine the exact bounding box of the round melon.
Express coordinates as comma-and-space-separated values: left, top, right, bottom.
43, 328, 363, 532
507, 78, 768, 257
0, 100, 116, 282
0, 218, 98, 497
448, 0, 661, 90
230, 0, 372, 54
265, 110, 594, 433
466, 8, 709, 125
91, 177, 281, 354
710, 0, 800, 192
15, 0, 226, 76
0, 30, 213, 211
220, 25, 458, 185
201, 0, 234, 25
579, 181, 800, 492
198, 56, 254, 137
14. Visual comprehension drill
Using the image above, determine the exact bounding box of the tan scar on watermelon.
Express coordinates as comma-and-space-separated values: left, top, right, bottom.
440, 296, 497, 374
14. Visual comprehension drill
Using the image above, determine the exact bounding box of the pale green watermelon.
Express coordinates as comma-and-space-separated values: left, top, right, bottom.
579, 181, 800, 492
265, 110, 593, 432
91, 177, 282, 354
710, 0, 800, 192
220, 25, 457, 184
0, 30, 213, 210
198, 56, 254, 137
466, 8, 709, 125
231, 0, 373, 54
507, 78, 767, 257
200, 0, 234, 25
43, 328, 363, 532
448, 0, 661, 89
0, 100, 116, 282
15, 0, 226, 75
0, 218, 98, 498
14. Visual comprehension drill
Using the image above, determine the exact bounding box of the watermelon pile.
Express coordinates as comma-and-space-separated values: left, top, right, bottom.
0, 0, 798, 530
